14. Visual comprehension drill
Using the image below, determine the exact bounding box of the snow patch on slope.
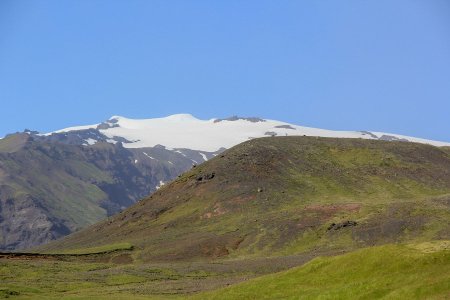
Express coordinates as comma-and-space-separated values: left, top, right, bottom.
84, 138, 97, 145
156, 180, 165, 190
143, 152, 155, 160
199, 153, 208, 161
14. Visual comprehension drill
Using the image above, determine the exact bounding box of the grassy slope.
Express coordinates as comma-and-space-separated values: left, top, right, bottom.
193, 242, 450, 300
0, 135, 121, 227
2, 242, 449, 299
39, 137, 450, 262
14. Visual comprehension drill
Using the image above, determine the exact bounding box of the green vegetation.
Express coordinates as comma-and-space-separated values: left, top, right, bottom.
50, 243, 134, 255
2, 242, 450, 299
0, 253, 290, 299
193, 243, 450, 299
0, 260, 165, 299
407, 240, 450, 253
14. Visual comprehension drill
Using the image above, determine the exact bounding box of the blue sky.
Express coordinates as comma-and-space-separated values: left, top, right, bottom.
1, 1, 449, 142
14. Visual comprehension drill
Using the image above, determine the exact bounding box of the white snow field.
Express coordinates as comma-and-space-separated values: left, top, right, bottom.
44, 114, 450, 151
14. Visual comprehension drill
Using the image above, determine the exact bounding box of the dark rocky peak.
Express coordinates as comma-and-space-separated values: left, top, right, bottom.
111, 136, 133, 144
214, 116, 266, 123
97, 117, 121, 130
36, 128, 109, 146
360, 131, 379, 139
379, 135, 409, 142
23, 129, 40, 135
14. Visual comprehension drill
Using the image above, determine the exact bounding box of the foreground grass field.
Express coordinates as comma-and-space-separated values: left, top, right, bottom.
194, 242, 450, 300
1, 242, 450, 299
0, 250, 311, 299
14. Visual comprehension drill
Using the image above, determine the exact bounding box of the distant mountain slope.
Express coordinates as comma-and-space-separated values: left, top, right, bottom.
0, 134, 216, 250
36, 114, 450, 150
39, 137, 450, 262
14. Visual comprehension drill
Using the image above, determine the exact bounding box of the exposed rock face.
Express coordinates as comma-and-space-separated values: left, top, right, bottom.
379, 135, 409, 142
38, 128, 110, 145
0, 193, 71, 250
327, 220, 357, 230
264, 131, 278, 137
196, 172, 215, 182
213, 116, 266, 123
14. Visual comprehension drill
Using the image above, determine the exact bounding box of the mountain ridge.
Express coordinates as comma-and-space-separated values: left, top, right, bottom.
11, 114, 450, 151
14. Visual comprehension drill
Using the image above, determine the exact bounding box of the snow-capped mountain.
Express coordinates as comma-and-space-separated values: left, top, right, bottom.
1, 114, 448, 251
41, 114, 450, 150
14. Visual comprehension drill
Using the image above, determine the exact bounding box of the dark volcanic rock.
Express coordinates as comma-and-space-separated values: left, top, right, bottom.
196, 172, 216, 182
327, 220, 358, 231
214, 116, 266, 123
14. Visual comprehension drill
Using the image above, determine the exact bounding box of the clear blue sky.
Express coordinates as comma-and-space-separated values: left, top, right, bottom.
1, 1, 449, 142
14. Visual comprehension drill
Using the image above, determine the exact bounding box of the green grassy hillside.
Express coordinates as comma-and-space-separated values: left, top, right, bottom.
193, 242, 450, 299
39, 137, 450, 262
